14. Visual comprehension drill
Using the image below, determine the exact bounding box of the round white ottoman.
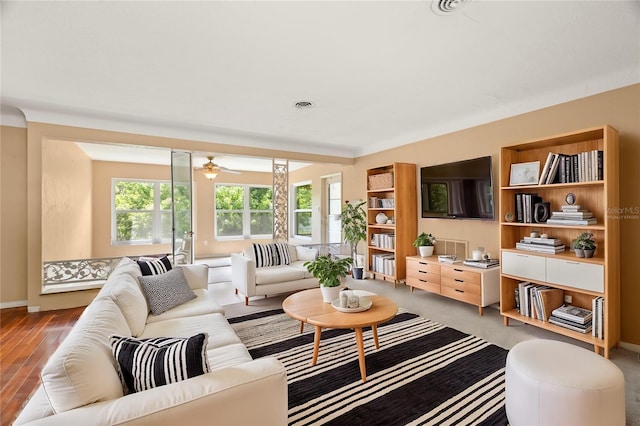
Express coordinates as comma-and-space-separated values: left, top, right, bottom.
505, 339, 625, 426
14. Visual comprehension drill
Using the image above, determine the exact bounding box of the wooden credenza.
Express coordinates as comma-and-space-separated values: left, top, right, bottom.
406, 255, 500, 315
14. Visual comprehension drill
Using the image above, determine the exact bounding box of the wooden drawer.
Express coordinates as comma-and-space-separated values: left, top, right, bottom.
441, 275, 481, 295
441, 265, 480, 284
441, 285, 481, 306
406, 258, 440, 274
406, 276, 440, 294
406, 267, 441, 284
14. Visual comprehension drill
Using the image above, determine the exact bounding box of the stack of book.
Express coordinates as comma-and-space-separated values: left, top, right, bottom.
513, 193, 542, 223
463, 258, 499, 269
538, 150, 603, 185
371, 253, 395, 276
515, 283, 563, 321
515, 236, 565, 254
547, 204, 597, 226
549, 305, 593, 333
592, 296, 605, 339
370, 233, 395, 249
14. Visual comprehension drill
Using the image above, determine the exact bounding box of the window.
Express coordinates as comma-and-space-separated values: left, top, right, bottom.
292, 183, 312, 238
112, 179, 172, 244
215, 184, 273, 238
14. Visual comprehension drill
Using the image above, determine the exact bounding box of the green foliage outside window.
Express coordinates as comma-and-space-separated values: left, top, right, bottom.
215, 184, 273, 237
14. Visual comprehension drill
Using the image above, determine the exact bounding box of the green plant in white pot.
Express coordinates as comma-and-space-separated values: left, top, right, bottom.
304, 254, 353, 302
341, 200, 367, 279
413, 232, 436, 257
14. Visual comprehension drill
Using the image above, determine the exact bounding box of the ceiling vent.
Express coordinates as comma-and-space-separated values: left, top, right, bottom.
432, 0, 471, 15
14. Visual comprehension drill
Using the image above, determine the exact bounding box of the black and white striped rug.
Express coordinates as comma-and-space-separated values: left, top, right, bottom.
229, 309, 508, 426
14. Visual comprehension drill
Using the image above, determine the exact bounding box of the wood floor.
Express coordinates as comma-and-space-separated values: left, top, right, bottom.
0, 306, 84, 426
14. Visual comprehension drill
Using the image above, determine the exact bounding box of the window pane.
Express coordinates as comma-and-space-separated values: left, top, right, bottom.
161, 211, 173, 240
295, 212, 312, 236
250, 212, 273, 235
216, 185, 244, 210
217, 212, 243, 237
116, 212, 152, 241
115, 182, 154, 210
249, 187, 273, 210
329, 199, 341, 215
295, 184, 312, 209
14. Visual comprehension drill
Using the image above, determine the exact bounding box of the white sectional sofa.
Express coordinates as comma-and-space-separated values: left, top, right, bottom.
232, 243, 320, 305
15, 258, 287, 426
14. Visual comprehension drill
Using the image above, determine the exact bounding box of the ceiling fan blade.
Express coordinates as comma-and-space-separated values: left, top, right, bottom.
219, 166, 241, 174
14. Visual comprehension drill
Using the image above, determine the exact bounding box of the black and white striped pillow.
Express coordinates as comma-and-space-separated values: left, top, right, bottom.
110, 333, 210, 394
252, 243, 291, 268
137, 255, 172, 276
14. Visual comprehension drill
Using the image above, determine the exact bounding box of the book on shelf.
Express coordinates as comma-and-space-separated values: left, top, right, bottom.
549, 316, 593, 333
537, 288, 564, 322
537, 150, 603, 184
592, 296, 605, 339
545, 154, 561, 184
515, 242, 565, 254
516, 193, 542, 223
463, 259, 499, 269
551, 305, 592, 324
560, 204, 582, 211
522, 236, 563, 246
546, 218, 597, 226
538, 152, 555, 185
551, 211, 593, 219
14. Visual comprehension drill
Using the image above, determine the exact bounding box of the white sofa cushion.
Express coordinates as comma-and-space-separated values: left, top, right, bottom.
140, 313, 242, 351
146, 288, 225, 324
255, 265, 305, 284
138, 268, 197, 315
289, 260, 315, 279
295, 245, 318, 261
110, 333, 211, 393
206, 343, 253, 370
103, 274, 148, 337
40, 297, 130, 413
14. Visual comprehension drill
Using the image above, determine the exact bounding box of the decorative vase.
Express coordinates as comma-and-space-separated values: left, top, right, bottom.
583, 248, 595, 258
353, 267, 364, 280
376, 212, 388, 224
320, 285, 341, 303
418, 246, 434, 257
574, 248, 585, 258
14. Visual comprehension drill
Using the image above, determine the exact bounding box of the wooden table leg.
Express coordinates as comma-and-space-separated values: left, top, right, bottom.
372, 325, 380, 349
312, 325, 322, 366
299, 320, 304, 333
354, 328, 367, 382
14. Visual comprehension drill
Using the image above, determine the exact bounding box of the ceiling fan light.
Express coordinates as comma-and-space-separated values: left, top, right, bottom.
203, 170, 218, 180
202, 157, 218, 180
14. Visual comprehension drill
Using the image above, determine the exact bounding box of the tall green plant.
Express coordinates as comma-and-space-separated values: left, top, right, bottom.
341, 201, 367, 264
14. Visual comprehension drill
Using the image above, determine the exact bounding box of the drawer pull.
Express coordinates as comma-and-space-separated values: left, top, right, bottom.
516, 254, 529, 258
419, 270, 427, 274
455, 289, 464, 293
455, 279, 464, 283
419, 262, 427, 265
419, 279, 426, 283
566, 261, 580, 265
454, 268, 463, 272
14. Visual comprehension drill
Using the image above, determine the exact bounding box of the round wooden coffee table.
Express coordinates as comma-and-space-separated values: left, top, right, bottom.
282, 288, 397, 382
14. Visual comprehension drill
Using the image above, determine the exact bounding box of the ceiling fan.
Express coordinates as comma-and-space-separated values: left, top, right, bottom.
200, 156, 241, 180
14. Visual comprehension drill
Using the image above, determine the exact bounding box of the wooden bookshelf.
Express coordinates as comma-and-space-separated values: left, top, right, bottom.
366, 163, 417, 285
499, 125, 619, 357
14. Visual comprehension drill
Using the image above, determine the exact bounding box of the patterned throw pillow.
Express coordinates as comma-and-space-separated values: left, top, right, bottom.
110, 333, 210, 394
137, 255, 173, 276
137, 267, 196, 315
252, 243, 291, 268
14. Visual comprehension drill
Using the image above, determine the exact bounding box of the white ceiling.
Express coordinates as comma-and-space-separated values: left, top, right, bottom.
2, 1, 639, 159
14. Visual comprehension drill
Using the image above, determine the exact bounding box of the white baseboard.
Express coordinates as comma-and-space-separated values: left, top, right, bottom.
620, 341, 640, 354
27, 305, 40, 313
0, 300, 27, 309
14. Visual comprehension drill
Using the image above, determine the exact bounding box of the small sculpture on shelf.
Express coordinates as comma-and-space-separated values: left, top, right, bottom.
570, 232, 596, 258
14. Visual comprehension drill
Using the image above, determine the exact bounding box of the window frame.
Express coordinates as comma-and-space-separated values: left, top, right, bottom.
214, 183, 273, 240
111, 178, 172, 245
291, 181, 313, 239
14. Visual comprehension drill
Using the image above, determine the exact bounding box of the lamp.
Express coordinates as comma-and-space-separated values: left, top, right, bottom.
202, 157, 219, 180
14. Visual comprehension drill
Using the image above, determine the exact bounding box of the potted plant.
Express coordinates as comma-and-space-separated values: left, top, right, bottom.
413, 232, 436, 257
341, 200, 367, 279
304, 254, 353, 302
571, 232, 596, 258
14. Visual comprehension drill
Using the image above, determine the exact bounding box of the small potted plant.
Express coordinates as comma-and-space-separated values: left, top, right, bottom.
413, 232, 436, 257
304, 254, 353, 302
341, 200, 367, 279
570, 232, 596, 258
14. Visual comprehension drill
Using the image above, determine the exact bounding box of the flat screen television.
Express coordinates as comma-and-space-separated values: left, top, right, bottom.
420, 155, 494, 220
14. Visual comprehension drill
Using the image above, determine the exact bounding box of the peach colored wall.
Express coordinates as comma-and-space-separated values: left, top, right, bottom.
42, 140, 93, 261
91, 160, 173, 258
4, 83, 639, 345
0, 126, 28, 306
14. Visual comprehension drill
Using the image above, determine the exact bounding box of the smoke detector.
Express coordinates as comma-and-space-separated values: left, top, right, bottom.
432, 0, 472, 15
294, 101, 314, 109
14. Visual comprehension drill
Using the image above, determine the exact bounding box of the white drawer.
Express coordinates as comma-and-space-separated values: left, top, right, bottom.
546, 258, 604, 293
501, 251, 546, 282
